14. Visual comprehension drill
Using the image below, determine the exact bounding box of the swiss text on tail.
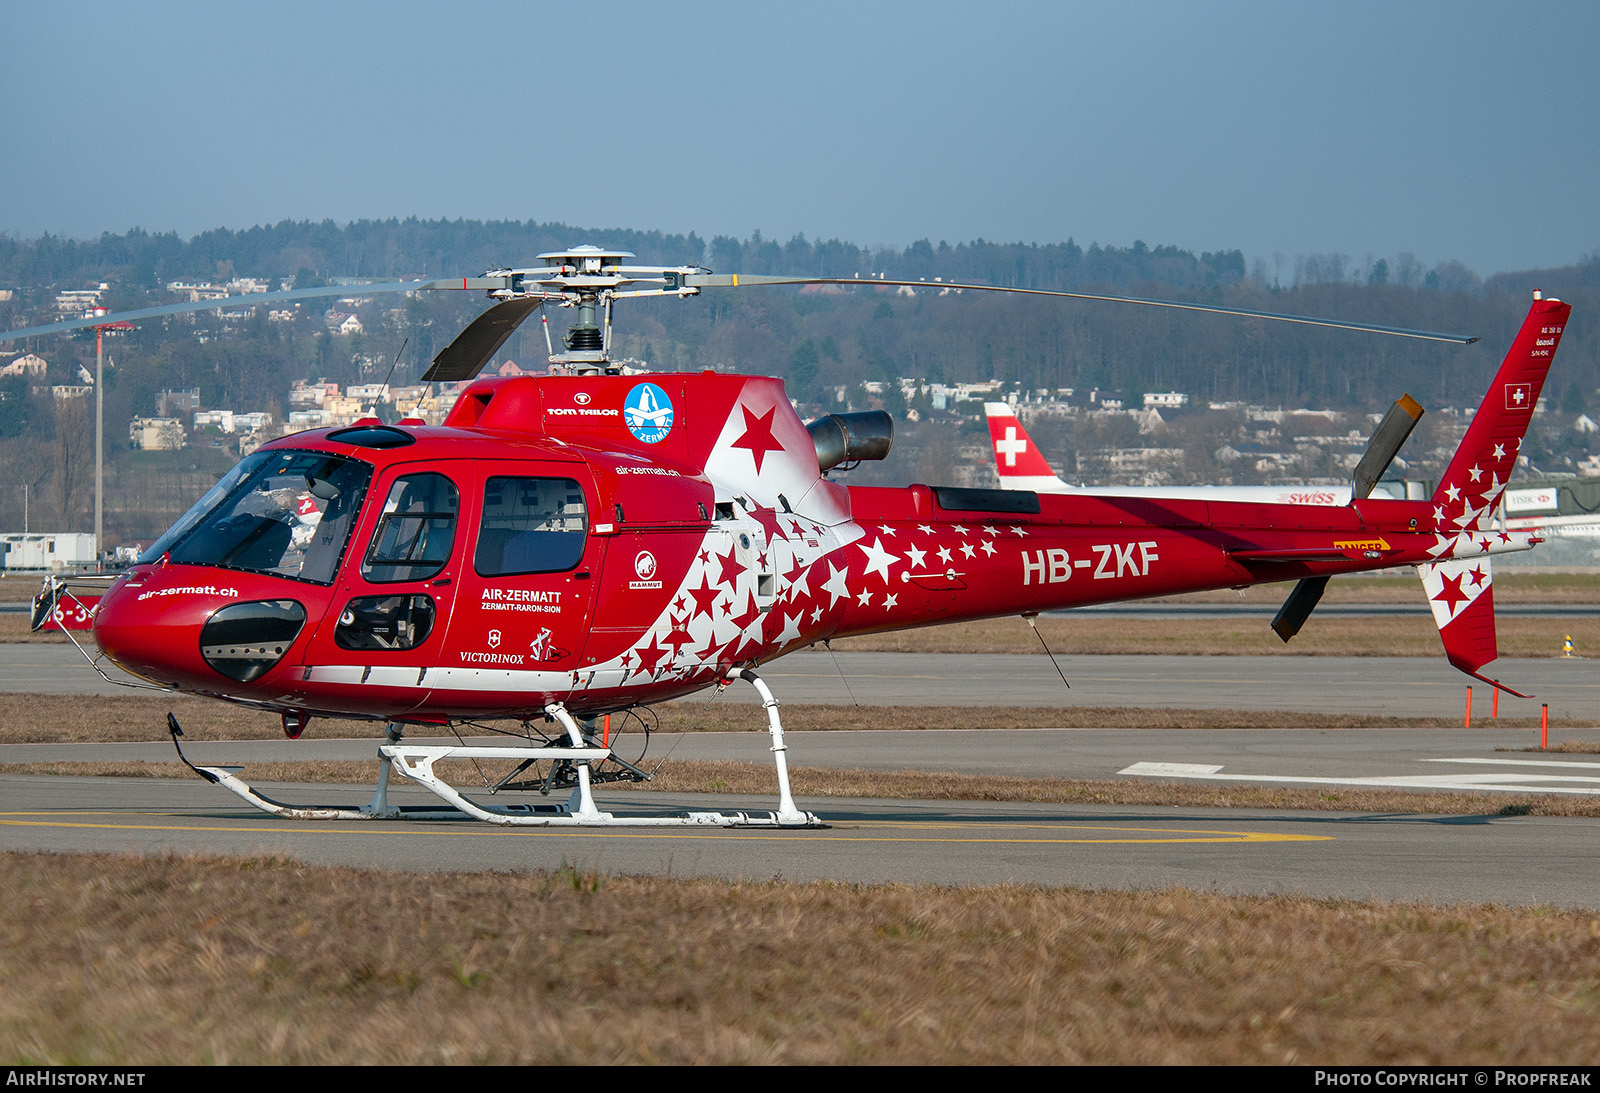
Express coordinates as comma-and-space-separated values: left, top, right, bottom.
1421, 293, 1570, 695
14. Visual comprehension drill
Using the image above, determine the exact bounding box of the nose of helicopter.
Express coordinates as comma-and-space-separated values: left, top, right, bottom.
92, 569, 219, 687
93, 570, 307, 690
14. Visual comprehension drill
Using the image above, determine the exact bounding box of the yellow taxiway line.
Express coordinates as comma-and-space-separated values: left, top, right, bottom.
0, 811, 1331, 845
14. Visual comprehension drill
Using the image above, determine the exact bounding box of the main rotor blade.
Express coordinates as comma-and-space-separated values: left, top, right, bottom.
421, 297, 543, 382
1352, 394, 1425, 500
0, 276, 515, 342
684, 274, 1479, 345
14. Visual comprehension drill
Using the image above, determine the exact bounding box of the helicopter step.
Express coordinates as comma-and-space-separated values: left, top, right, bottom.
167, 687, 825, 828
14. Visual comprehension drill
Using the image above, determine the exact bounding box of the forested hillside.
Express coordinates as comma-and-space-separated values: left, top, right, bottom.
0, 218, 1595, 544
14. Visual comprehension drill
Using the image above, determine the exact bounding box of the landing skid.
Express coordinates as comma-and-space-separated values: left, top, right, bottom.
166, 670, 825, 829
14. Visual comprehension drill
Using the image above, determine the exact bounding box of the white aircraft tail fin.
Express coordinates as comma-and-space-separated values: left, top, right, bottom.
983, 403, 1069, 491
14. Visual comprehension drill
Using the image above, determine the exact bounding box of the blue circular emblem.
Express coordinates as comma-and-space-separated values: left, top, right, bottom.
623, 382, 674, 443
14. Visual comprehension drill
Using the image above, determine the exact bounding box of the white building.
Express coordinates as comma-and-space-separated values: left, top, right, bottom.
0, 532, 96, 570
289, 380, 340, 407
130, 417, 186, 451
194, 409, 236, 433
0, 353, 48, 378
53, 287, 106, 317
165, 281, 232, 302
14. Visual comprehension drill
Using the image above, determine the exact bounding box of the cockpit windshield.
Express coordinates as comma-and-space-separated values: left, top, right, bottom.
140, 450, 373, 585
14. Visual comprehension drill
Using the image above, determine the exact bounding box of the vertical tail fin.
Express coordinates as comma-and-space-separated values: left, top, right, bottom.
1418, 293, 1569, 699
1431, 294, 1571, 530
983, 403, 1069, 490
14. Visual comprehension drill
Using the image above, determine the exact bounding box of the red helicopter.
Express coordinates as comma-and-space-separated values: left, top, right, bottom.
2, 248, 1569, 828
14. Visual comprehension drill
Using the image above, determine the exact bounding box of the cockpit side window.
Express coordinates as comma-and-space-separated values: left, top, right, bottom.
362, 473, 459, 583
474, 476, 587, 576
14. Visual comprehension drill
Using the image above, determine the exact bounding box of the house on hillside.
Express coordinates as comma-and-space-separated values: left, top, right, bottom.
130, 417, 185, 451
0, 354, 48, 378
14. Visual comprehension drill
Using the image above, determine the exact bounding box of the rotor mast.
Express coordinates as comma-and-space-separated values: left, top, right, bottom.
488, 245, 706, 375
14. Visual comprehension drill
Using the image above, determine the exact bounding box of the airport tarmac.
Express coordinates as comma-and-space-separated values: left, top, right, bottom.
3, 643, 1594, 720
5, 718, 1600, 907
2, 768, 1597, 908
3, 643, 1597, 907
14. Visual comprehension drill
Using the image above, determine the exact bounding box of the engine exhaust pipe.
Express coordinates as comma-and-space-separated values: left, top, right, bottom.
806, 411, 893, 472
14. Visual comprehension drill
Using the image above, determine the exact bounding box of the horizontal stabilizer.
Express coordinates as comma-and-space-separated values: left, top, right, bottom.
1231, 545, 1397, 563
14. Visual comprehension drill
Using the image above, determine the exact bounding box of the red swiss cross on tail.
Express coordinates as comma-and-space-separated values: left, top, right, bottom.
983, 403, 1068, 489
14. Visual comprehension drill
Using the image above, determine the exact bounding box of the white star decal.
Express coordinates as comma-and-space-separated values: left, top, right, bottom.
878, 524, 897, 536
774, 611, 803, 647
951, 524, 969, 535
917, 524, 936, 535
856, 589, 873, 606
822, 562, 851, 607
784, 563, 811, 600
1493, 443, 1506, 459
811, 606, 824, 623
883, 593, 898, 610
959, 542, 976, 559
936, 546, 953, 564
906, 544, 927, 568
980, 540, 996, 556
1469, 465, 1482, 482
1011, 526, 1027, 537
858, 537, 898, 584
982, 525, 1000, 536
1445, 484, 1461, 502
1433, 506, 1444, 521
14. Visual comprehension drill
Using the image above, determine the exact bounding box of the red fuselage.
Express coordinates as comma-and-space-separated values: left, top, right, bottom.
90, 370, 1455, 725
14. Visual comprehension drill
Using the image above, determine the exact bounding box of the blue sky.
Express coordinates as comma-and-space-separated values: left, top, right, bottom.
4, 0, 1596, 276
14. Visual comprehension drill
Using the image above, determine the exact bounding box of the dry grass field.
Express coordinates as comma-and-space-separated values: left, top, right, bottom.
4, 851, 1599, 1065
